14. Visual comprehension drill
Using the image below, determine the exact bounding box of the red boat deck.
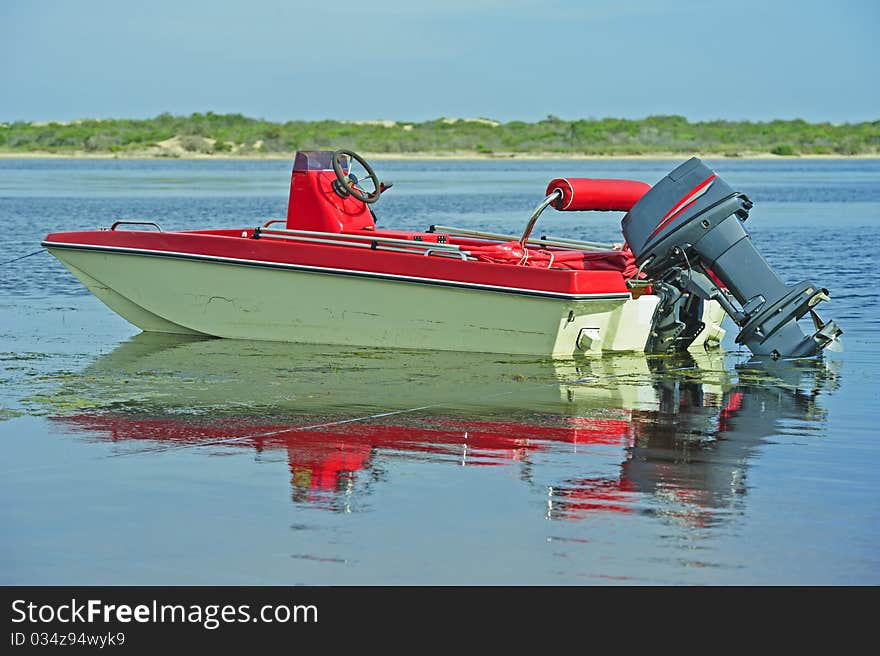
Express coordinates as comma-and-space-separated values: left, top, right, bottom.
43, 227, 632, 297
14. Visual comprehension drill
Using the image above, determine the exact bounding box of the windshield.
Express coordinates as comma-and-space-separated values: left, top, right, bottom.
292, 151, 334, 172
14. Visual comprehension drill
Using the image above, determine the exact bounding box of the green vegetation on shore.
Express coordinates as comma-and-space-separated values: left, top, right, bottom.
1, 112, 878, 157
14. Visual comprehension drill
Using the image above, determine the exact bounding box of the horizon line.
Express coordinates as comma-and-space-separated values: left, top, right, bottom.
4, 112, 879, 126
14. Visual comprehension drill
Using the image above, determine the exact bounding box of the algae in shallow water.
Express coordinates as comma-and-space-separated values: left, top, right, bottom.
0, 407, 25, 421
0, 351, 53, 362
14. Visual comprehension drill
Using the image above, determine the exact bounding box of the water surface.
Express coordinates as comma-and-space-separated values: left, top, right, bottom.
1, 157, 878, 584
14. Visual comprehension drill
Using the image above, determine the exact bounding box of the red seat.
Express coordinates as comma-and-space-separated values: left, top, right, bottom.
467, 241, 627, 271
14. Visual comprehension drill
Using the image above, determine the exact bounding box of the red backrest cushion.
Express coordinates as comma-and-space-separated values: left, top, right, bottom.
546, 178, 651, 211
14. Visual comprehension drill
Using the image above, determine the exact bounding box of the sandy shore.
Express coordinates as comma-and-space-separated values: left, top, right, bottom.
1, 149, 877, 161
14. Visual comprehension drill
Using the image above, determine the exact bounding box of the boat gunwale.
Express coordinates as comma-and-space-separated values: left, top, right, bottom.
42, 239, 634, 301
43, 226, 631, 295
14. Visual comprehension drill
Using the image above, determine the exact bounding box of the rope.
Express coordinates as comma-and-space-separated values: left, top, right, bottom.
104, 404, 442, 458
1, 249, 46, 266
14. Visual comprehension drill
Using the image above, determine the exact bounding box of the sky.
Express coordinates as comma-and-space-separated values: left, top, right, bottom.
2, 0, 878, 124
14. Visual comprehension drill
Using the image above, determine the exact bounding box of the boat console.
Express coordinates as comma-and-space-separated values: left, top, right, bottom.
285, 150, 378, 233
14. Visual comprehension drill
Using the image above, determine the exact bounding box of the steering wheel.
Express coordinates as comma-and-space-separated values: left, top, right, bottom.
332, 149, 382, 204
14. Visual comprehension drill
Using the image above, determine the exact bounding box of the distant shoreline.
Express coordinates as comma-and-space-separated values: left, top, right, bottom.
2, 150, 879, 161
5, 114, 877, 160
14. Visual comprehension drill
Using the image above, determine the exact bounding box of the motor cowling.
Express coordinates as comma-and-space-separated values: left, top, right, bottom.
621, 157, 841, 358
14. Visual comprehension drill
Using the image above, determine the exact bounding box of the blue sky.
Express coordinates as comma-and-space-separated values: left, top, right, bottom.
2, 0, 877, 123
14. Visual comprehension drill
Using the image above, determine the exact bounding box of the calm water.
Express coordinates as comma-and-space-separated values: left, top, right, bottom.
1, 157, 878, 584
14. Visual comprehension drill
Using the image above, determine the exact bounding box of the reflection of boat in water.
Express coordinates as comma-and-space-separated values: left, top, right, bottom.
45, 334, 837, 521
607, 357, 838, 526
38, 332, 727, 417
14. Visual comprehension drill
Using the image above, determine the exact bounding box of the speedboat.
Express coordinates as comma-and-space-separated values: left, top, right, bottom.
43, 150, 840, 357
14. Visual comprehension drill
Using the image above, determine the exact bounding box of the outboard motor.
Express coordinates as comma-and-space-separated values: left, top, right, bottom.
622, 157, 841, 358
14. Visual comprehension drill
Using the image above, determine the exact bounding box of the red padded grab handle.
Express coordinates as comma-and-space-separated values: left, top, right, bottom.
546, 178, 651, 211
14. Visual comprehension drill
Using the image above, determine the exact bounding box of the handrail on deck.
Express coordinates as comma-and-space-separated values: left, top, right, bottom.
109, 221, 163, 232
429, 225, 614, 252
255, 226, 463, 251
252, 226, 474, 260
